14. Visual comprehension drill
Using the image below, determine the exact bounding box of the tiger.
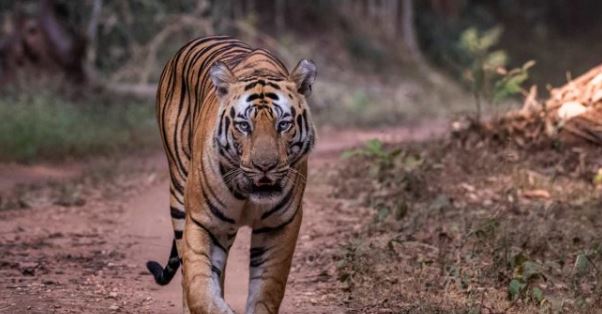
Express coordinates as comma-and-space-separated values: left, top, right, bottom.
146, 35, 317, 314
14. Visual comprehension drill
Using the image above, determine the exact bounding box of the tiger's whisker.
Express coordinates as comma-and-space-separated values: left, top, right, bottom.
223, 169, 243, 186
287, 168, 306, 184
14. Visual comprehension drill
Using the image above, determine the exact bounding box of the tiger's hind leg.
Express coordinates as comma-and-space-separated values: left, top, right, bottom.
246, 206, 303, 314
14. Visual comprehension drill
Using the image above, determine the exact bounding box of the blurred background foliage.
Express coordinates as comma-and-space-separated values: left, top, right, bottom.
3, 0, 601, 86
0, 0, 601, 161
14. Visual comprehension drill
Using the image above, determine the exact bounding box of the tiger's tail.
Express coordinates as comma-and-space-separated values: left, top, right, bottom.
146, 238, 180, 285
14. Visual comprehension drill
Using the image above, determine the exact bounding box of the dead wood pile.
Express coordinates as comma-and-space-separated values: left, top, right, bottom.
483, 64, 602, 146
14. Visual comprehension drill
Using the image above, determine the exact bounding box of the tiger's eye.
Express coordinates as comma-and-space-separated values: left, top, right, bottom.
236, 121, 251, 132
278, 121, 292, 132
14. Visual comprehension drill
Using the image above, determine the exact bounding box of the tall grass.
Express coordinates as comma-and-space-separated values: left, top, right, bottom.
0, 91, 157, 162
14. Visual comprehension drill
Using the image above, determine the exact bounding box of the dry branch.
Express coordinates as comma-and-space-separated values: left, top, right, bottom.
109, 14, 213, 84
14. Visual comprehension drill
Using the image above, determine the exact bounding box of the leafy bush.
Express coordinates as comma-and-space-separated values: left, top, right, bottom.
458, 27, 534, 120
0, 91, 157, 162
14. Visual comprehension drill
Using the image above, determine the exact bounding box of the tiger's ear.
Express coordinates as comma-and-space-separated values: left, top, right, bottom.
209, 61, 236, 97
290, 59, 317, 96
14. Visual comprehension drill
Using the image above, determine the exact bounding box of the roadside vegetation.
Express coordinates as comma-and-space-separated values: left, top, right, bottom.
0, 88, 156, 162
332, 134, 602, 313
327, 32, 601, 310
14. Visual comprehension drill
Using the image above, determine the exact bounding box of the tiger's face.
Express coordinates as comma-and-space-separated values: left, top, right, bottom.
210, 60, 317, 200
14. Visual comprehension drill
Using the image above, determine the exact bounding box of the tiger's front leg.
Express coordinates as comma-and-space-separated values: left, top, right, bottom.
246, 205, 303, 314
182, 215, 234, 314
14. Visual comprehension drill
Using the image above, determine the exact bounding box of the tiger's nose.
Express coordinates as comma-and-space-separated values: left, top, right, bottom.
252, 159, 278, 172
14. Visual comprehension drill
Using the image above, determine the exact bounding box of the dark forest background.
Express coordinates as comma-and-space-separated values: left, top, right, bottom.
2, 0, 601, 86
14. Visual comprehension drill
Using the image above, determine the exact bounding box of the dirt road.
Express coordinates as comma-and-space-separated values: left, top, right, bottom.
0, 122, 445, 313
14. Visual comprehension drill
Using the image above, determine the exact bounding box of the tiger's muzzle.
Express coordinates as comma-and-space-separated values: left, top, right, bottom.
241, 161, 289, 197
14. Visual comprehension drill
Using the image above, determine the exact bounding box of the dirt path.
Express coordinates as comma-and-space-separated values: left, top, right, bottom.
0, 123, 445, 313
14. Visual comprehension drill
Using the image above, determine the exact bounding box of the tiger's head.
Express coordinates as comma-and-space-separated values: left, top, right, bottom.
210, 59, 317, 200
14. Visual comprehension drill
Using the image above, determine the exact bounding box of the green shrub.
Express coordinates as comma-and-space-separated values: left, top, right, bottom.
457, 26, 534, 121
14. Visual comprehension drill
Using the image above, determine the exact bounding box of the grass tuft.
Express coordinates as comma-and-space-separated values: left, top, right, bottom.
0, 90, 157, 162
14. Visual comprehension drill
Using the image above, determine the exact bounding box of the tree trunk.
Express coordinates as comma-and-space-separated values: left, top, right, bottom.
86, 0, 102, 79
275, 0, 285, 35
401, 0, 421, 60
389, 0, 399, 39
246, 0, 255, 15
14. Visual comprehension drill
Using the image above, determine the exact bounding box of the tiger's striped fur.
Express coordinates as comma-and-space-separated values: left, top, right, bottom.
147, 36, 317, 314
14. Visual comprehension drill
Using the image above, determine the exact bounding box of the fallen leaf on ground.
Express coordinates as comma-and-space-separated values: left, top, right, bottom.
593, 168, 602, 186
522, 189, 551, 199
460, 183, 476, 192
